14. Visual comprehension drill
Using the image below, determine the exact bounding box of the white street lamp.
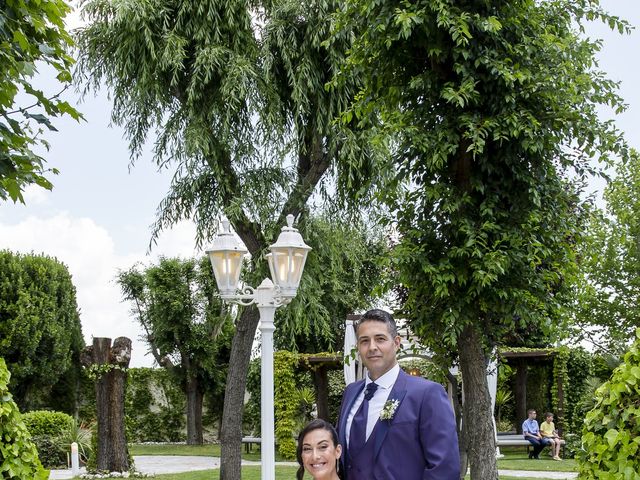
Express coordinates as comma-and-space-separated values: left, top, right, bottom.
206, 214, 311, 480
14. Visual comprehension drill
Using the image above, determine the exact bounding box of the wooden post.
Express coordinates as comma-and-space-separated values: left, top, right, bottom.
514, 361, 528, 434
312, 366, 329, 421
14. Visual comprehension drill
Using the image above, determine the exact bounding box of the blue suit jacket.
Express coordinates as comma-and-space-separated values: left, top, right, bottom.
338, 369, 460, 480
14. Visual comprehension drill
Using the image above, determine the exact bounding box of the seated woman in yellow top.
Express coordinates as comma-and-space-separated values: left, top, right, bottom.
540, 412, 562, 460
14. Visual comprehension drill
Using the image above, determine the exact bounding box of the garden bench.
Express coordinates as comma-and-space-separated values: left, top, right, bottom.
496, 433, 565, 456
242, 436, 261, 453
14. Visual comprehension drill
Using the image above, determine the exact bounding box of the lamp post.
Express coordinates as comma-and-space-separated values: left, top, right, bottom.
207, 214, 311, 480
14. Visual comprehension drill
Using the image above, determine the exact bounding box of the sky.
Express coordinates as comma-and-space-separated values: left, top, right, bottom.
1, 1, 639, 367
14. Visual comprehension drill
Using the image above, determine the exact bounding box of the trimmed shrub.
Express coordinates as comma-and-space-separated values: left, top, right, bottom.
579, 329, 640, 478
22, 410, 73, 437
0, 358, 48, 479
30, 435, 68, 468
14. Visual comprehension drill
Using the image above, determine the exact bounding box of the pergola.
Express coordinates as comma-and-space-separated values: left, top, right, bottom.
298, 354, 342, 421
499, 349, 565, 434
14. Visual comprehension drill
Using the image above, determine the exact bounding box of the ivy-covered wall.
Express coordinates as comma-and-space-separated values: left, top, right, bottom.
125, 368, 185, 442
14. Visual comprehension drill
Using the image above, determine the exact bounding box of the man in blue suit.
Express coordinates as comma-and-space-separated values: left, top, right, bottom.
338, 309, 460, 479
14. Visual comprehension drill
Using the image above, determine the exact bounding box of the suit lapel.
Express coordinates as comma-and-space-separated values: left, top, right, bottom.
374, 371, 408, 459
339, 380, 365, 448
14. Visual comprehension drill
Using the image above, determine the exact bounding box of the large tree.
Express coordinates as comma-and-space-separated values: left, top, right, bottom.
76, 0, 380, 476
0, 249, 84, 410
572, 150, 640, 354
0, 0, 81, 203
117, 256, 233, 444
330, 0, 629, 478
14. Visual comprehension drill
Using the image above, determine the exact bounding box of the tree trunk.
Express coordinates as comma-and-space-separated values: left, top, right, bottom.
88, 337, 131, 473
94, 338, 112, 471
459, 325, 498, 480
220, 306, 260, 480
108, 337, 131, 472
312, 366, 329, 421
515, 361, 528, 434
186, 375, 204, 444
446, 371, 466, 480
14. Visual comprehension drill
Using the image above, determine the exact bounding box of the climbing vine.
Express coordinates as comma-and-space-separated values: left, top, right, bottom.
85, 363, 128, 380
551, 347, 569, 431
273, 351, 300, 460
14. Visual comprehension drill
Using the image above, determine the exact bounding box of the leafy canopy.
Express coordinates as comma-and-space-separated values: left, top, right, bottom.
572, 150, 640, 354
1, 0, 81, 203
117, 256, 233, 390
0, 250, 84, 410
330, 0, 630, 358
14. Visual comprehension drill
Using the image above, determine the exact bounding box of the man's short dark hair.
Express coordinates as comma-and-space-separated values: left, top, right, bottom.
356, 309, 398, 337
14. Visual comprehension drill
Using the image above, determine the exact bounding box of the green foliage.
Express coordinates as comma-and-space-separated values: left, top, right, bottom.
579, 329, 640, 479
273, 351, 300, 460
275, 214, 389, 353
0, 250, 84, 410
118, 256, 233, 443
551, 347, 569, 430
0, 358, 48, 480
126, 367, 185, 442
326, 369, 345, 425
399, 359, 448, 387
563, 433, 582, 460
494, 388, 513, 426
330, 0, 629, 357
29, 434, 68, 468
248, 351, 319, 458
573, 150, 640, 354
0, 0, 82, 203
76, 0, 382, 472
243, 358, 262, 436
564, 348, 593, 434
58, 418, 94, 464
22, 410, 73, 437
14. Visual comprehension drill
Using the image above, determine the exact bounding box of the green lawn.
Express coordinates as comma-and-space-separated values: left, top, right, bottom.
122, 445, 579, 480
129, 444, 578, 473
129, 443, 284, 462
118, 468, 565, 480
497, 451, 577, 472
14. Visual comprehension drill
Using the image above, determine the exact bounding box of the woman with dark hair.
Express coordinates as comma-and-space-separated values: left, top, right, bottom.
296, 419, 343, 480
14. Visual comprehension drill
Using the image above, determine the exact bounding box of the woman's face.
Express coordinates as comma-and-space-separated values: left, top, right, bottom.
301, 428, 342, 479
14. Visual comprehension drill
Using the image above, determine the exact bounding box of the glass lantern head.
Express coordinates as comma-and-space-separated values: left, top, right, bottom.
206, 219, 248, 297
267, 214, 311, 299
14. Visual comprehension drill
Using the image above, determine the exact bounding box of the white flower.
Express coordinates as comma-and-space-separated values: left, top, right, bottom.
380, 399, 400, 421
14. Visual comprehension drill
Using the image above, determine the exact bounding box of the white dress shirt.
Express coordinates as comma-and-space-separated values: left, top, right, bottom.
346, 363, 400, 446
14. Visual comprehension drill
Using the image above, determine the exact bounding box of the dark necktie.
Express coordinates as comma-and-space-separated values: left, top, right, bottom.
349, 382, 378, 456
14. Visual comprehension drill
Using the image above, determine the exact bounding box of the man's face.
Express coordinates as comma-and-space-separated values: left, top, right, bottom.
357, 320, 401, 381
529, 411, 537, 420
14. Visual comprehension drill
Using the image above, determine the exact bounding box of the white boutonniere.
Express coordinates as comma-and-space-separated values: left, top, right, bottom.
380, 399, 400, 421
